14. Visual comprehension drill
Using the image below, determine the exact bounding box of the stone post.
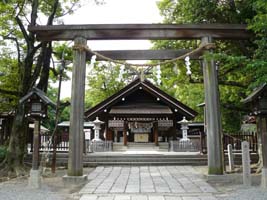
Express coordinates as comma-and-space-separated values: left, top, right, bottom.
67, 37, 87, 177
29, 119, 41, 188
201, 36, 224, 175
242, 141, 251, 186
227, 144, 234, 172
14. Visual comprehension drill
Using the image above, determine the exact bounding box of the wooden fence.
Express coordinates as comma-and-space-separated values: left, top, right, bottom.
27, 131, 258, 153
201, 131, 258, 153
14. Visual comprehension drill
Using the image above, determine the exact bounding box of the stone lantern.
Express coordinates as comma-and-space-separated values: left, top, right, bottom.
20, 87, 55, 188
178, 116, 190, 141
92, 117, 104, 141
20, 88, 55, 119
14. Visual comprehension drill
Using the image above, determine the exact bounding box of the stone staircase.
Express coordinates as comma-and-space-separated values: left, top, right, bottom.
113, 142, 169, 152
83, 153, 208, 167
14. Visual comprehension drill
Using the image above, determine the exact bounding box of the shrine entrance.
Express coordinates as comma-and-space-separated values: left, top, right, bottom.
29, 24, 251, 177
85, 78, 197, 147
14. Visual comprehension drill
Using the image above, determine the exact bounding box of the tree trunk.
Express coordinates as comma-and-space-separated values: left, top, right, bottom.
4, 103, 28, 176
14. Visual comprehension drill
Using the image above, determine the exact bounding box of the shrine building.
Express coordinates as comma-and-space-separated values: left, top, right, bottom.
85, 78, 198, 146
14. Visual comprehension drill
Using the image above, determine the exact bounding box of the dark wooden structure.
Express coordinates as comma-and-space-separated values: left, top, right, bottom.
28, 23, 252, 176
20, 87, 56, 119
20, 87, 55, 170
28, 24, 251, 41
242, 83, 267, 187
0, 111, 14, 145
85, 78, 197, 145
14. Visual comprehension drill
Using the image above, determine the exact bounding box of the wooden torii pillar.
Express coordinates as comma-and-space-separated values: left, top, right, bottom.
201, 36, 224, 175
67, 37, 87, 178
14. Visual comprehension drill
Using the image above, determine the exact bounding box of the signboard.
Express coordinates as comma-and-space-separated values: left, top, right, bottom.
108, 120, 124, 128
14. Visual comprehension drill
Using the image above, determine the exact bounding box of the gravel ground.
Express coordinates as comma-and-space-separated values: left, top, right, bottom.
0, 168, 94, 200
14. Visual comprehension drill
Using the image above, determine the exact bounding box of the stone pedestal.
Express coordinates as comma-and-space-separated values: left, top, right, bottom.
62, 175, 88, 187
262, 167, 267, 188
28, 169, 41, 189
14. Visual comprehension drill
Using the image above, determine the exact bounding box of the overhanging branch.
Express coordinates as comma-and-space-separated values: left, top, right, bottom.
0, 88, 21, 96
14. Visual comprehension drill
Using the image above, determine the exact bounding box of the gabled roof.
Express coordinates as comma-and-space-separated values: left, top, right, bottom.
19, 87, 56, 108
242, 83, 267, 104
85, 78, 198, 120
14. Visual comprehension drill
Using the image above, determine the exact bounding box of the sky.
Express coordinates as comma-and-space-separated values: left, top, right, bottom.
59, 0, 163, 99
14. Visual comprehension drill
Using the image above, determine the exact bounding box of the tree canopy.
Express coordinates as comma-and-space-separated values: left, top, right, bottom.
0, 0, 80, 175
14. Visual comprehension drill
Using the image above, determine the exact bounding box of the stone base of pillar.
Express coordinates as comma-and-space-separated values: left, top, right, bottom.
92, 138, 102, 142
28, 169, 41, 189
207, 173, 262, 185
261, 167, 267, 188
62, 175, 88, 187
180, 138, 190, 142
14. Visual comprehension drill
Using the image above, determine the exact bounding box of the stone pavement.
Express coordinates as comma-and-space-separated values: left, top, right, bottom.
79, 166, 218, 200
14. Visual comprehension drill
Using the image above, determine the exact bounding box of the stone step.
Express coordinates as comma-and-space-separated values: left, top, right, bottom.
25, 153, 259, 167
83, 160, 208, 167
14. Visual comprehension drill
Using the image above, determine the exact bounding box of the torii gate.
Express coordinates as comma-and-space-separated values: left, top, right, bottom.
29, 24, 251, 179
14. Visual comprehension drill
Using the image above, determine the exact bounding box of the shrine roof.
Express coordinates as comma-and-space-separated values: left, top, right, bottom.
85, 78, 197, 120
242, 83, 267, 104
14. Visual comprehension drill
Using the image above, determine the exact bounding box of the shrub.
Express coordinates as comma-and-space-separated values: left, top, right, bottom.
0, 146, 7, 162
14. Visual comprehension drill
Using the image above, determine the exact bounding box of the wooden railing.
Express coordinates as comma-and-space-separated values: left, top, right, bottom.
223, 132, 258, 152
201, 131, 258, 153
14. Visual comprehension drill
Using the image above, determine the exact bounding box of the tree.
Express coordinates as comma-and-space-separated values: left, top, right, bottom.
0, 56, 20, 112
85, 62, 136, 107
0, 0, 80, 176
155, 0, 266, 132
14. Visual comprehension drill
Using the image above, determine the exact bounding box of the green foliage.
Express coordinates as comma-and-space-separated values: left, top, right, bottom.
85, 62, 134, 108
156, 0, 266, 132
0, 145, 7, 162
43, 85, 70, 131
0, 55, 20, 112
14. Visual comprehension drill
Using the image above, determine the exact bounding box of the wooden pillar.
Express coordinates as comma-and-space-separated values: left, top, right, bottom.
172, 118, 177, 140
104, 117, 109, 140
123, 121, 127, 146
67, 37, 87, 177
201, 36, 224, 175
32, 120, 40, 170
154, 121, 159, 146
260, 116, 267, 188
200, 131, 203, 154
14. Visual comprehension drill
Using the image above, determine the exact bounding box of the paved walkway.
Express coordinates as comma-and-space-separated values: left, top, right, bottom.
79, 166, 218, 200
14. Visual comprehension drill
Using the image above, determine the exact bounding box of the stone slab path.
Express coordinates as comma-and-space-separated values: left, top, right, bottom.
79, 166, 218, 200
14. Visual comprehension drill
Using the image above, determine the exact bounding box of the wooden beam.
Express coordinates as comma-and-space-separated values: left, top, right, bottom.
28, 24, 252, 41
87, 49, 202, 60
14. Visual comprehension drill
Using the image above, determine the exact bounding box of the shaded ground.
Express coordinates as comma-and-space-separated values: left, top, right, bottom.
0, 167, 94, 200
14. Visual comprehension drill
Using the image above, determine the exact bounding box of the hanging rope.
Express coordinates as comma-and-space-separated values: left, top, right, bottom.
73, 42, 215, 68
